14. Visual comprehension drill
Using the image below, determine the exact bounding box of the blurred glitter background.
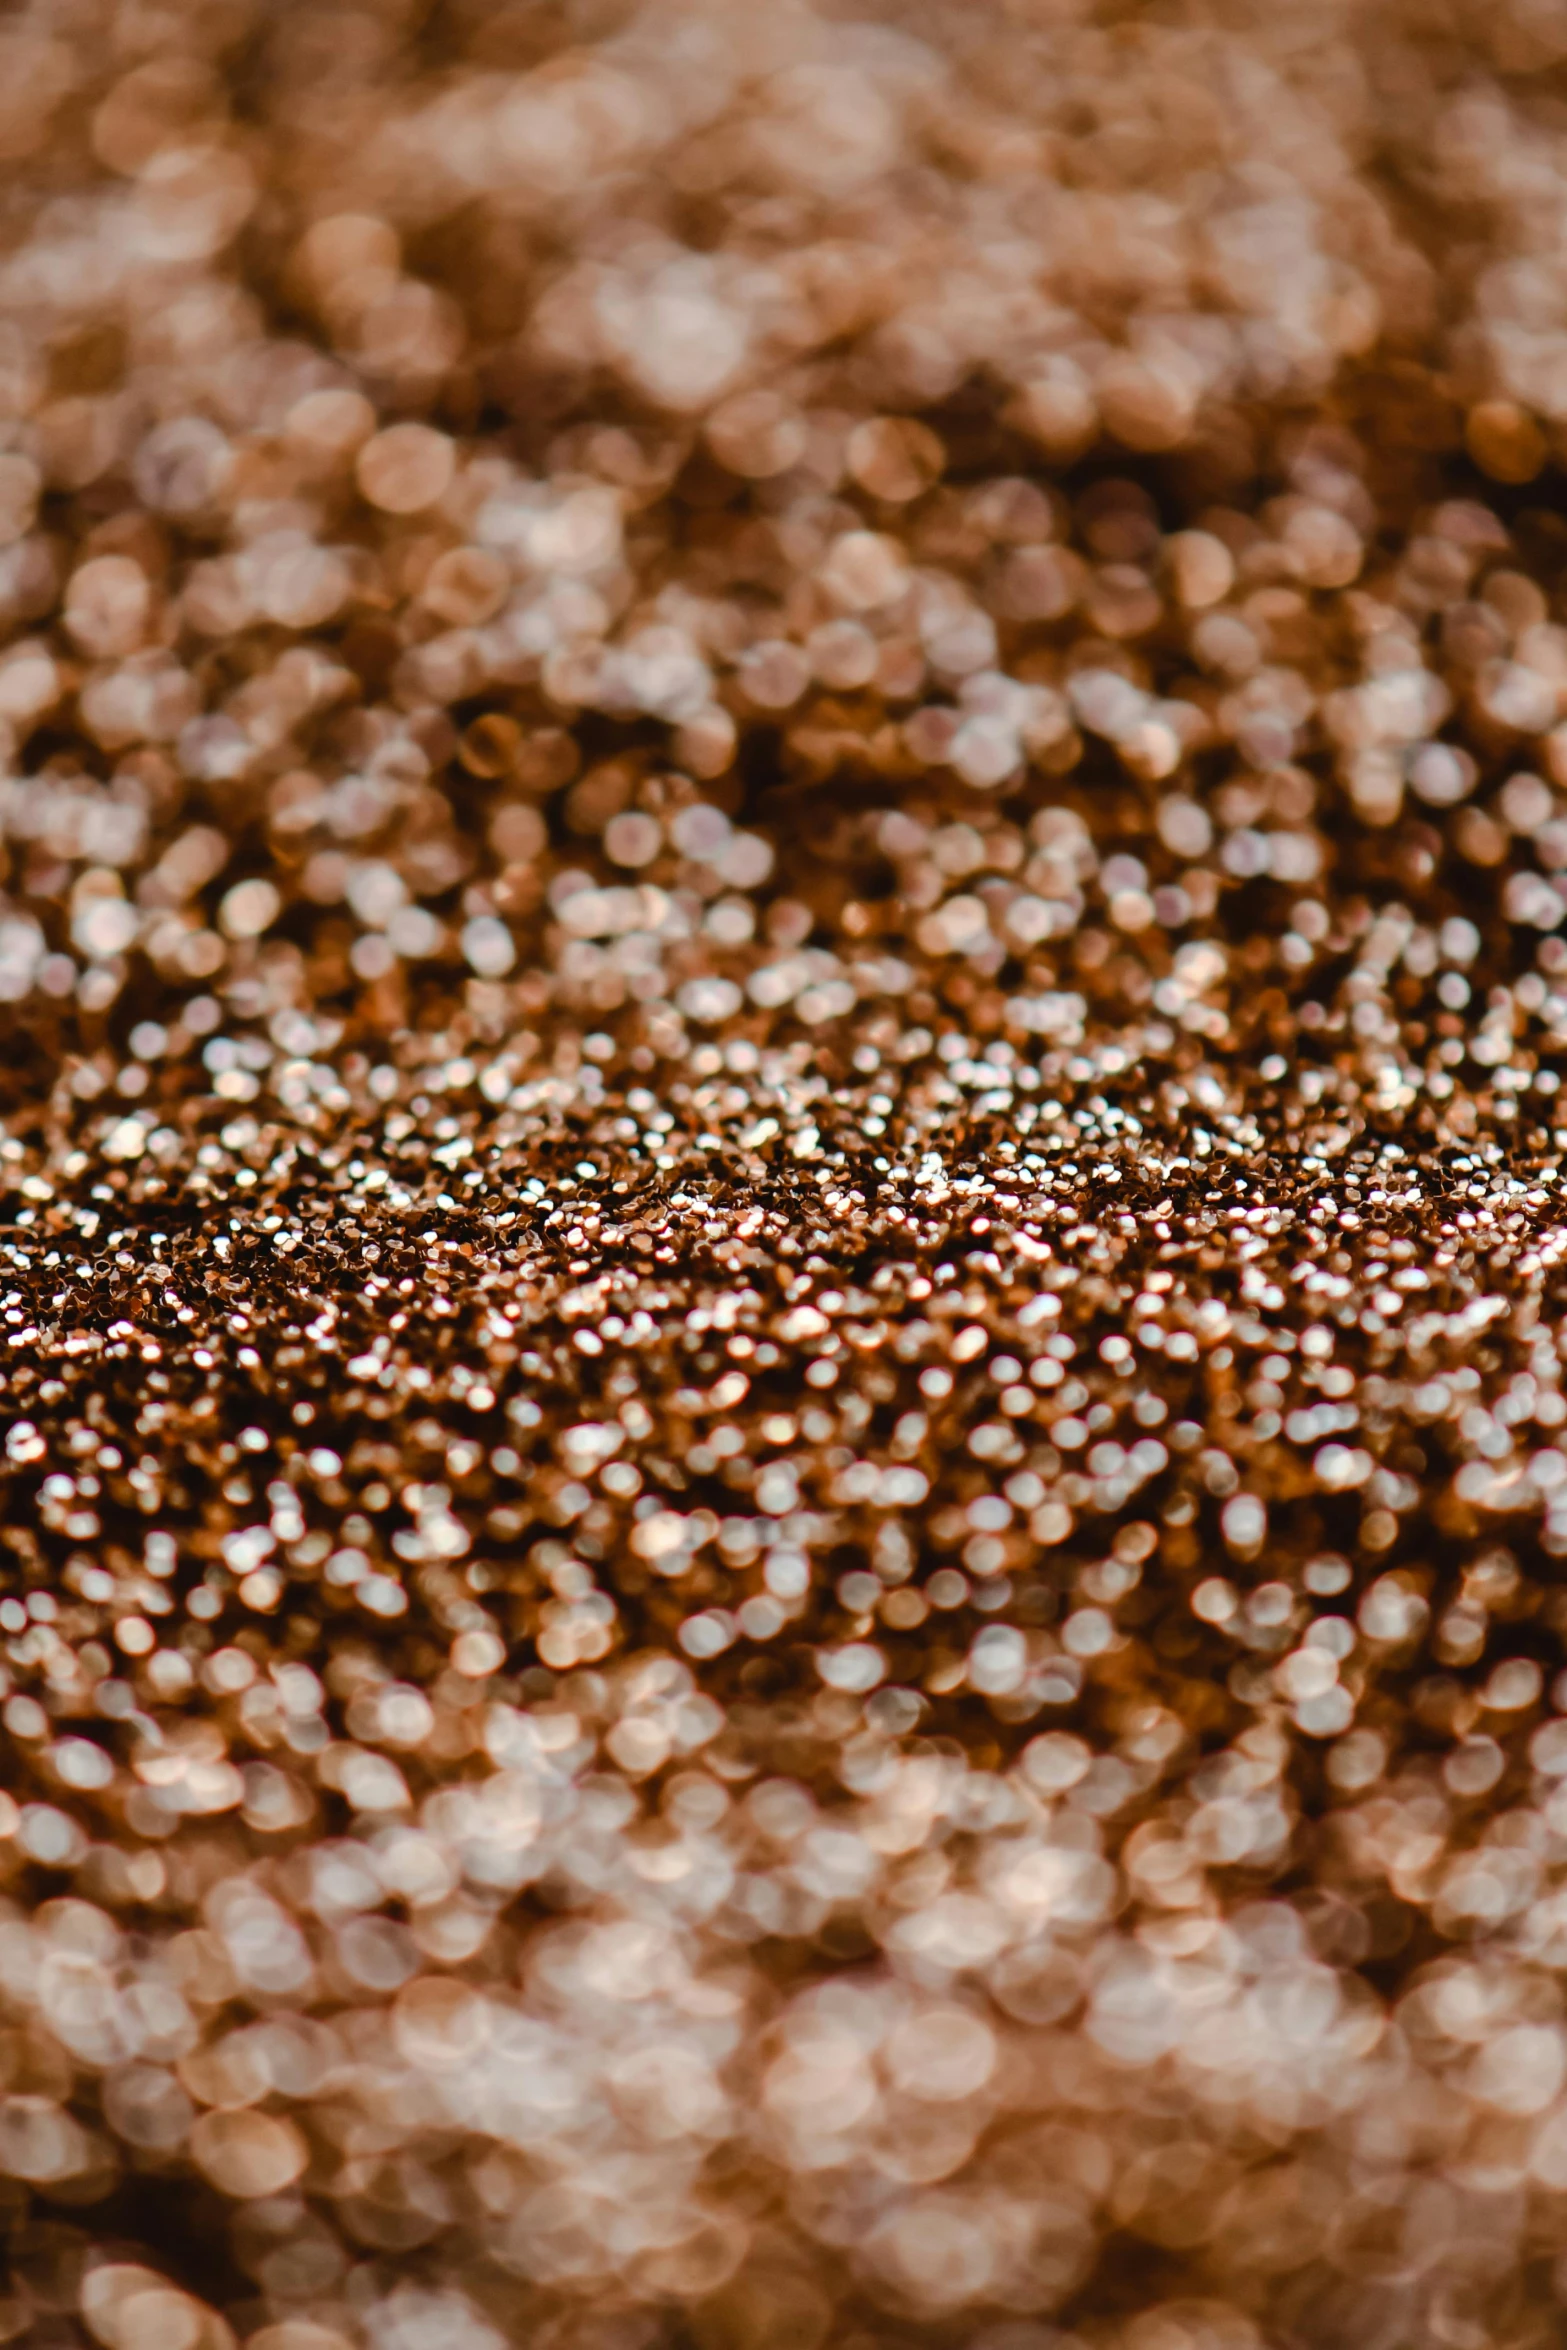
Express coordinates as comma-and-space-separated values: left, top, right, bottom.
10, 4, 1567, 2349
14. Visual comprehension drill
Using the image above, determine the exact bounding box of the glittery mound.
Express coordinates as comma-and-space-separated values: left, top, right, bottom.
9, 6, 1567, 2349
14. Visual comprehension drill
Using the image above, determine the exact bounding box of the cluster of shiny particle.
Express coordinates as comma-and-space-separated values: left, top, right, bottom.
4, 1045, 1567, 2350
8, 3, 1567, 1061
20, 464, 1567, 1128
11, 2, 1567, 2349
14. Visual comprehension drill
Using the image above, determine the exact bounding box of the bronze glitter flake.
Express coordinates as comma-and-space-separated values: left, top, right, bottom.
10, 4, 1567, 2348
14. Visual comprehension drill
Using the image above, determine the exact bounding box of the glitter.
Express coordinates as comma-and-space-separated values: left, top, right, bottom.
5, 8, 1567, 2345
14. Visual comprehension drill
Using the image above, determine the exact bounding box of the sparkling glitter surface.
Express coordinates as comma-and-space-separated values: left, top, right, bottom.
11, 5, 1567, 2348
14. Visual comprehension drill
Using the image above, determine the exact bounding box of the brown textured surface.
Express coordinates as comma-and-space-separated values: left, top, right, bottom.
10, 6, 1567, 2349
